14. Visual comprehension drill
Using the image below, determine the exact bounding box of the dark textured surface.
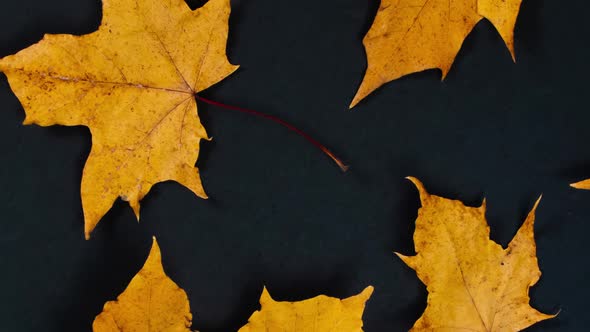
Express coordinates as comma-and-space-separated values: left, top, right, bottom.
0, 0, 587, 331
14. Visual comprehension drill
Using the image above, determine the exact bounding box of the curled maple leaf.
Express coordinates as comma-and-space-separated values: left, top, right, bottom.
351, 0, 525, 107
0, 0, 238, 238
398, 177, 556, 331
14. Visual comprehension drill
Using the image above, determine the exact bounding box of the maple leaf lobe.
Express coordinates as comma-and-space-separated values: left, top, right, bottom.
0, 0, 238, 238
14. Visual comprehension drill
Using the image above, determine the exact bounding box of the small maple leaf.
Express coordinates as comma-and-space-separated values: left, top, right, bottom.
351, 0, 525, 107
239, 286, 374, 332
571, 179, 590, 190
398, 177, 556, 331
93, 238, 192, 332
0, 0, 238, 238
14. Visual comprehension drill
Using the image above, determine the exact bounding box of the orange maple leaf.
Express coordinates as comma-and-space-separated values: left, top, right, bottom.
0, 0, 238, 238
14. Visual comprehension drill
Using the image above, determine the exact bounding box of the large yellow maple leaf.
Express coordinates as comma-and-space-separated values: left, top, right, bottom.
398, 177, 555, 331
0, 0, 238, 238
93, 238, 192, 332
351, 0, 524, 107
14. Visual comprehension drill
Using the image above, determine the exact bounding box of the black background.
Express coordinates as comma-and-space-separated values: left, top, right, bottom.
0, 0, 587, 331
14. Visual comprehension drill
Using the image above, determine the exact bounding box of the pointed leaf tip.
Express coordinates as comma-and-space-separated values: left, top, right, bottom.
150, 237, 161, 254
395, 252, 418, 270
360, 285, 374, 299
260, 286, 273, 304
519, 196, 542, 232
144, 237, 164, 271
352, 286, 374, 303
84, 223, 93, 240
533, 195, 543, 211
341, 286, 374, 309
571, 179, 590, 190
406, 176, 429, 203
480, 197, 487, 211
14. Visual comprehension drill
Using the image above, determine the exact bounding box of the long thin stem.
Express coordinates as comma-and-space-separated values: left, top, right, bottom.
195, 95, 349, 172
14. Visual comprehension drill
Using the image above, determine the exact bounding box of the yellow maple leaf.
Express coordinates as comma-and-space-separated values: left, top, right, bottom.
571, 179, 590, 190
93, 238, 192, 332
397, 177, 556, 331
0, 0, 238, 238
351, 0, 524, 107
239, 286, 374, 332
